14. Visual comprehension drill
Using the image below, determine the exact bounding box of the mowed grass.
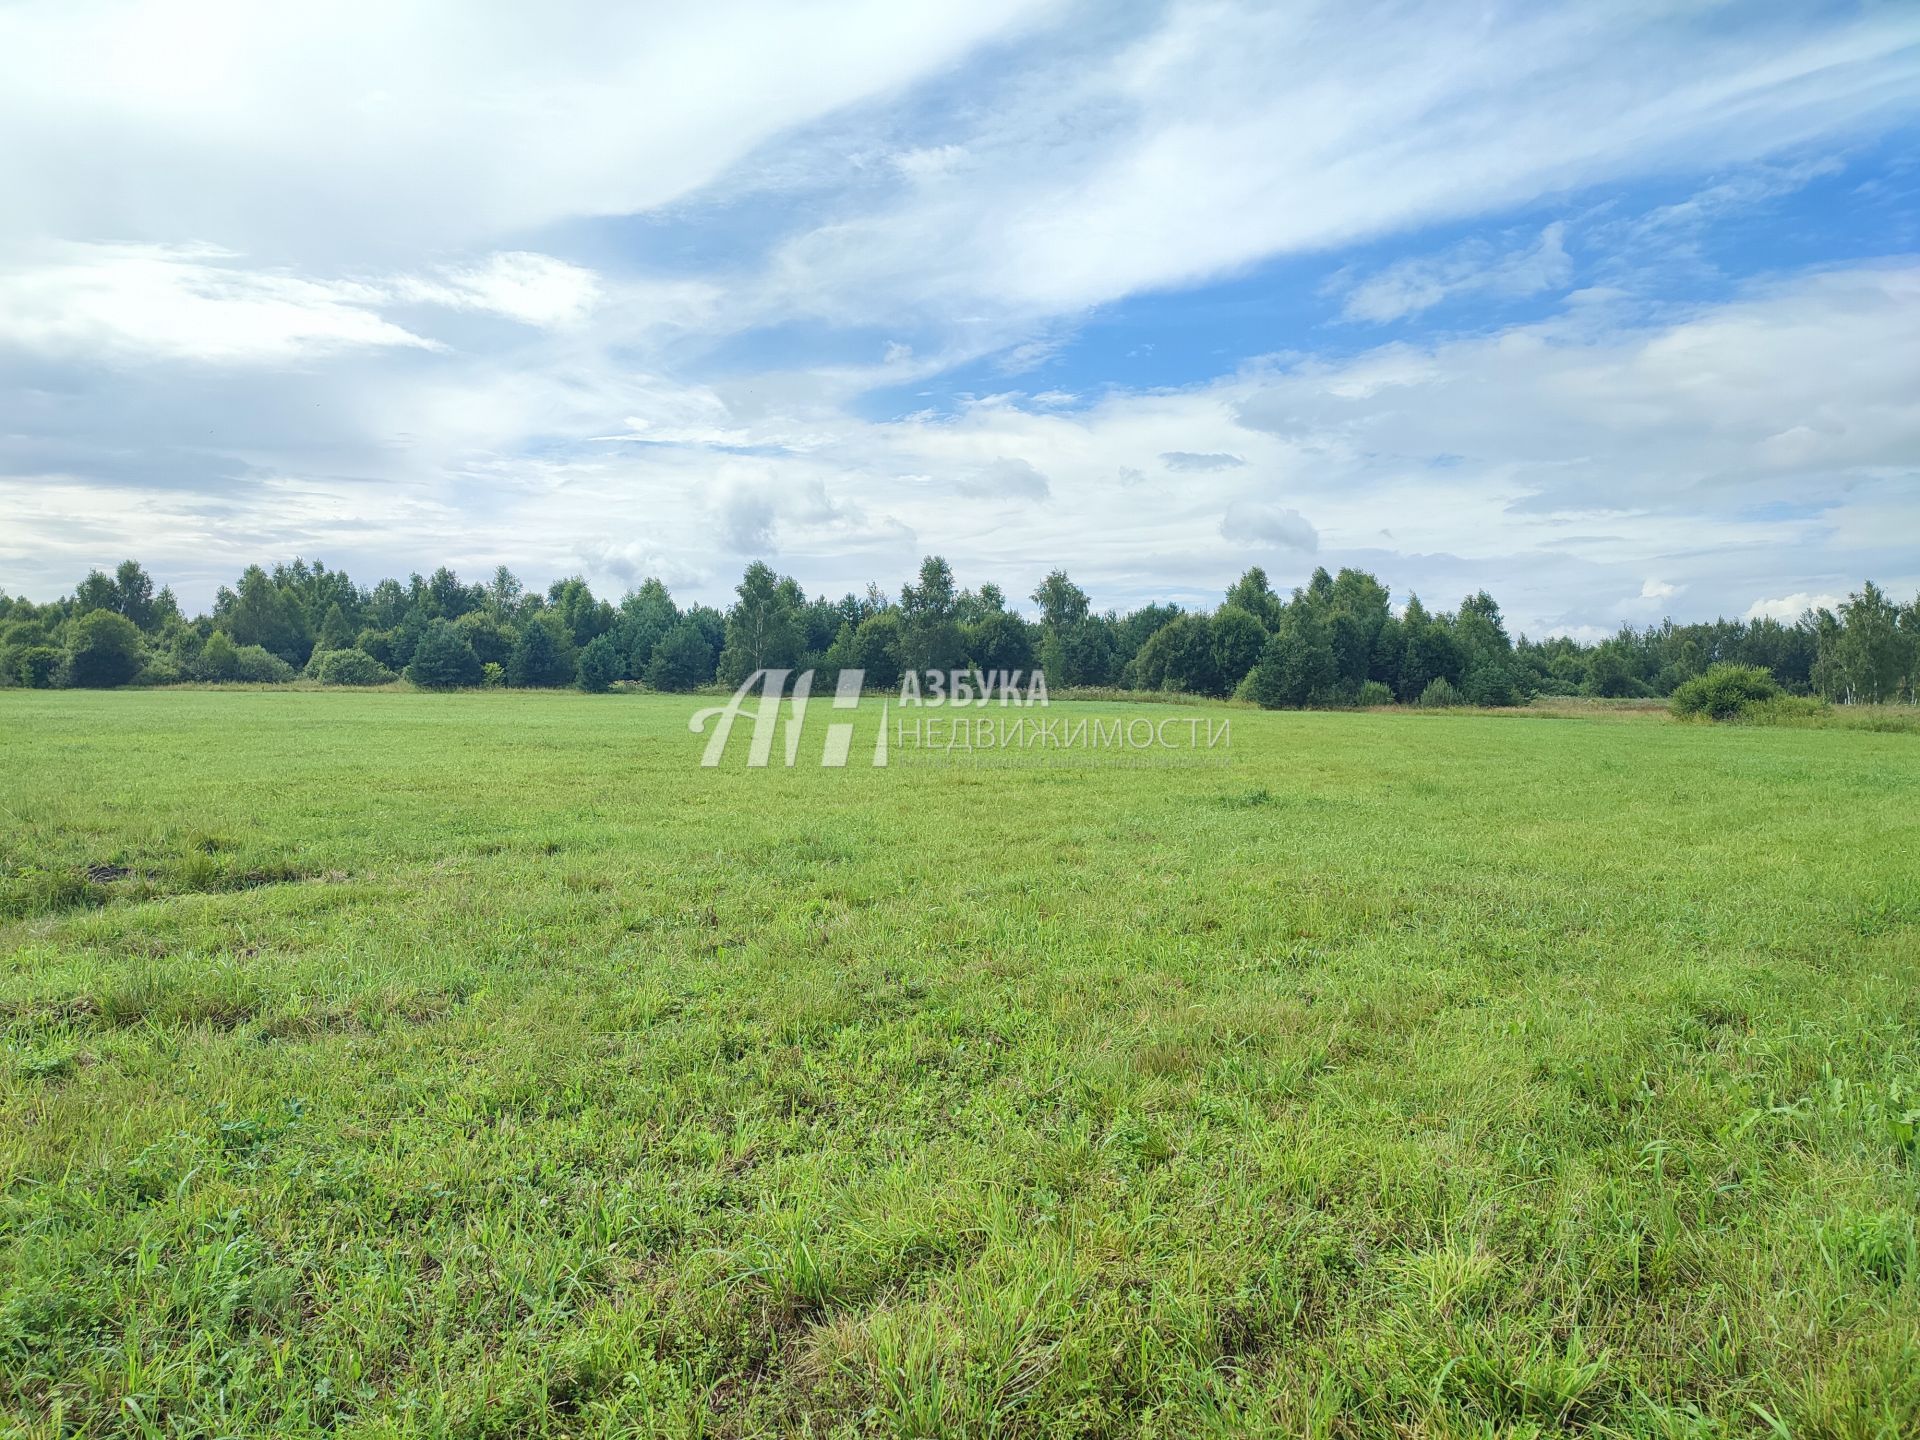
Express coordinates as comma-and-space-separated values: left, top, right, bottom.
1, 690, 1917, 1440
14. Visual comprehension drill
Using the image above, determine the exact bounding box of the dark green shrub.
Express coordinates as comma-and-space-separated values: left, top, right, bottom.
135, 655, 183, 686
1669, 663, 1780, 721
356, 629, 401, 669
645, 621, 713, 692
1137, 614, 1221, 697
312, 648, 396, 686
64, 610, 144, 687
230, 644, 294, 683
1417, 677, 1463, 708
1208, 606, 1268, 694
507, 615, 576, 687
314, 602, 357, 652
194, 631, 240, 681
1463, 657, 1525, 707
827, 612, 901, 691
1357, 680, 1394, 707
1585, 647, 1650, 698
405, 621, 482, 689
16, 645, 60, 688
1247, 608, 1336, 709
454, 611, 514, 669
576, 633, 623, 693
193, 632, 292, 682
1, 619, 50, 650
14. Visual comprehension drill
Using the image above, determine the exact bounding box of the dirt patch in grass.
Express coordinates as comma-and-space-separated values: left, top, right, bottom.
257, 991, 462, 1040
0, 856, 350, 921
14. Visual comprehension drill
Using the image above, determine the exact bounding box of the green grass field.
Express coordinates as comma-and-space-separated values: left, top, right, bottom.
2, 690, 1917, 1439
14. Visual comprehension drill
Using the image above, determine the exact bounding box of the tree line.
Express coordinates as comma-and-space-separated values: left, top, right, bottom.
1, 556, 1915, 708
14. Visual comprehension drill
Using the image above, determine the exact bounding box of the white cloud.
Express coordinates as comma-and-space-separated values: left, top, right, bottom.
718, 488, 778, 555
892, 144, 969, 182
0, 0, 1056, 256
1161, 451, 1245, 472
1233, 263, 1920, 512
1608, 158, 1846, 256
0, 244, 613, 365
393, 252, 602, 329
1338, 223, 1572, 324
956, 457, 1050, 500
7, 260, 1916, 632
1640, 578, 1680, 600
1746, 592, 1844, 621
1541, 623, 1613, 646
0, 243, 437, 363
996, 336, 1065, 375
1221, 502, 1319, 553
766, 3, 1920, 324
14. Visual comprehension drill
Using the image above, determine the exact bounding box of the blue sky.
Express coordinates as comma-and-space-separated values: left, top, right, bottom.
1, 0, 1917, 638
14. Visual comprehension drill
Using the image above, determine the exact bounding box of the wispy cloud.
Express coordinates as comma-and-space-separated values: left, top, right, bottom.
0, 244, 437, 363
1336, 223, 1572, 324
761, 3, 1920, 326
0, 0, 1056, 255
1161, 452, 1246, 472
0, 243, 613, 366
391, 253, 603, 330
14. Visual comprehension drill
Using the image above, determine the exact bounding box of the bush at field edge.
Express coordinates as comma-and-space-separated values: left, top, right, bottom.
1669, 663, 1782, 721
312, 648, 397, 686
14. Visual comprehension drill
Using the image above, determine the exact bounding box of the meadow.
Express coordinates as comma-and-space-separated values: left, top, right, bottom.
1, 689, 1916, 1439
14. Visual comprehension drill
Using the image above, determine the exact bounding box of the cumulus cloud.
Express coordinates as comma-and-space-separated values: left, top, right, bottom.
1233, 263, 1920, 514
1640, 578, 1681, 600
578, 539, 708, 593
6, 259, 1917, 634
1746, 592, 1844, 621
1221, 502, 1319, 553
719, 488, 778, 554
1541, 623, 1613, 646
